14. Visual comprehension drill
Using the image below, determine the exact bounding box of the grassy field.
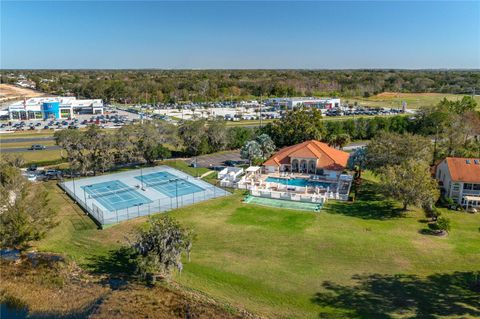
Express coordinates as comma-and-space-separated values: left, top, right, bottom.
34, 172, 480, 318
345, 92, 480, 110
0, 130, 56, 140
3, 149, 63, 166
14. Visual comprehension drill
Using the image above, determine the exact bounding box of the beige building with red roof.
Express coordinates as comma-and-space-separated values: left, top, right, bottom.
263, 140, 350, 176
436, 157, 480, 208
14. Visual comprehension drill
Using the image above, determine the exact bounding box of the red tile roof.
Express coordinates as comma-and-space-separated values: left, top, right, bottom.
263, 140, 349, 170
445, 157, 480, 183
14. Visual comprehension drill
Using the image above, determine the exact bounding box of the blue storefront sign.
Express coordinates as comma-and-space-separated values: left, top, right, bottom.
42, 102, 60, 119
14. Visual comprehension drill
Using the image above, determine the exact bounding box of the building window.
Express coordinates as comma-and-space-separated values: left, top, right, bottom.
464, 183, 473, 190
60, 109, 71, 117
474, 184, 480, 191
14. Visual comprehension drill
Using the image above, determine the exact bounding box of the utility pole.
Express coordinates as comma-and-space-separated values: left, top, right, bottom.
259, 94, 263, 128
72, 168, 76, 202
433, 125, 439, 166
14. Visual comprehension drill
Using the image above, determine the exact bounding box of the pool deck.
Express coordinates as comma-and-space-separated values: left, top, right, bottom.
237, 170, 352, 202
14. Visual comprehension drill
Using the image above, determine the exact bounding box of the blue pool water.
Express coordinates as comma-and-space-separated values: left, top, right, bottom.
265, 177, 334, 189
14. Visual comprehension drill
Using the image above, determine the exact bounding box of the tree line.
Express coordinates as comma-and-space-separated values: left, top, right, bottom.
54, 120, 256, 175
262, 96, 480, 159
53, 95, 479, 176
2, 69, 478, 103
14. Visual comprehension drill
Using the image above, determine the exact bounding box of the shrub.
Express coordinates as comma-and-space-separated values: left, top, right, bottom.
437, 217, 451, 233
423, 205, 441, 221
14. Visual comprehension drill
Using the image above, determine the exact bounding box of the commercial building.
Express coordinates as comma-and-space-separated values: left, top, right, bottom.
7, 97, 104, 120
436, 157, 480, 209
266, 97, 341, 109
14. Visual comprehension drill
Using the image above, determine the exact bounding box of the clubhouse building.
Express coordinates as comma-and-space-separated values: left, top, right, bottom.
263, 140, 350, 177
235, 140, 352, 203
8, 97, 104, 120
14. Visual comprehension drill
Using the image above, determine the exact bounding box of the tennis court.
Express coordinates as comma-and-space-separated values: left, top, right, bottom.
82, 180, 152, 211
136, 171, 204, 197
59, 165, 229, 226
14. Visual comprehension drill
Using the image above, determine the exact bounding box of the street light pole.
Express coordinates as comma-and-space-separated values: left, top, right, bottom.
433, 125, 439, 166
175, 179, 179, 208
71, 168, 76, 203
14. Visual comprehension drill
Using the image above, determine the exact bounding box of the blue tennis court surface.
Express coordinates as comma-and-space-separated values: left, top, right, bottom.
82, 180, 152, 211
135, 171, 204, 197
60, 165, 229, 226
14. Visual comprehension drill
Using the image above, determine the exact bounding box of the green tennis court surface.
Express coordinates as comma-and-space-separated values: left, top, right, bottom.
244, 195, 322, 212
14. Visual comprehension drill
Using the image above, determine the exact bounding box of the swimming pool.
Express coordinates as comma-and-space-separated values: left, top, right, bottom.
265, 177, 334, 189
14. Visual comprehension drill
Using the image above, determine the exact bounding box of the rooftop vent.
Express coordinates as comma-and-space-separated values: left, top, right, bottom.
475, 159, 479, 165
466, 160, 471, 164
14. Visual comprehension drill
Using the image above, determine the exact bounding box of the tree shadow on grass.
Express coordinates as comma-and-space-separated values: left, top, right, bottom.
2, 293, 106, 319
324, 180, 404, 220
312, 272, 480, 319
86, 247, 137, 284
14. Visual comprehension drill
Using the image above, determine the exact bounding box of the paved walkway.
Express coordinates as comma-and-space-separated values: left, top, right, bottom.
199, 170, 215, 179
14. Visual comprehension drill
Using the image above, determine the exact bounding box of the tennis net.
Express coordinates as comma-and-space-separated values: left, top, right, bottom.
88, 186, 138, 199
143, 177, 183, 188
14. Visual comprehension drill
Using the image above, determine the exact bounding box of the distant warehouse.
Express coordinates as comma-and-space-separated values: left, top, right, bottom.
266, 97, 340, 109
7, 97, 104, 120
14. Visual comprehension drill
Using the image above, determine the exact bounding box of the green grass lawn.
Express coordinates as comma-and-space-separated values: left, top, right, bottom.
35, 174, 480, 319
160, 159, 211, 177
4, 149, 64, 166
344, 92, 480, 110
0, 130, 56, 140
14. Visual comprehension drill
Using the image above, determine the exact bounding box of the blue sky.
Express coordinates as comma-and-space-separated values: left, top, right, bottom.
1, 1, 479, 69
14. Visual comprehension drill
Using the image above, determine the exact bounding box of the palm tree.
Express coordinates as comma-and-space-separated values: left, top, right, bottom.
241, 140, 263, 165
256, 134, 276, 159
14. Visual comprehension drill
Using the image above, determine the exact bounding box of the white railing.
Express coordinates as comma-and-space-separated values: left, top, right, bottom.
250, 189, 326, 204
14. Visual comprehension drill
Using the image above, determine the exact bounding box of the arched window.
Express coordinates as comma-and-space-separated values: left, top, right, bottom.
309, 160, 316, 174
300, 160, 307, 173
292, 159, 299, 172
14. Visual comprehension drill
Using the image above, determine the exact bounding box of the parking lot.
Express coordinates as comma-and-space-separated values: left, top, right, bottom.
0, 108, 140, 133
189, 150, 243, 168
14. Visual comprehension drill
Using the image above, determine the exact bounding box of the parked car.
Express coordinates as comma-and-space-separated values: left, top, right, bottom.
29, 144, 46, 150
26, 174, 37, 182
44, 169, 62, 180
27, 164, 38, 172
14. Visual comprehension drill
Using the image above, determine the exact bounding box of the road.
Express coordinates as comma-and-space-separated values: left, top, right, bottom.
1, 145, 60, 153
0, 136, 55, 143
